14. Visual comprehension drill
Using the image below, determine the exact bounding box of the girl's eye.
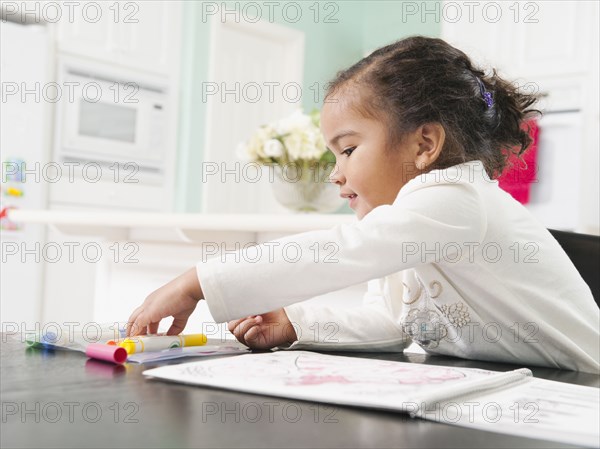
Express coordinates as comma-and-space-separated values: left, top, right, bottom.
342, 147, 356, 157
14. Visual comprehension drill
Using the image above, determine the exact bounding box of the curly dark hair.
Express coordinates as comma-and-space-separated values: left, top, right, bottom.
324, 36, 542, 179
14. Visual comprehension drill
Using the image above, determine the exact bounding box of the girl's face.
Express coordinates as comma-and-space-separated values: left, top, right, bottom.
321, 91, 421, 220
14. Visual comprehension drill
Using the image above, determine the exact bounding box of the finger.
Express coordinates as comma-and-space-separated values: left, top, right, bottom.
127, 320, 146, 338
148, 322, 160, 335
240, 317, 261, 336
127, 313, 151, 338
126, 307, 143, 337
130, 315, 151, 338
244, 325, 263, 347
228, 317, 248, 334
166, 318, 188, 336
231, 318, 251, 344
232, 318, 258, 346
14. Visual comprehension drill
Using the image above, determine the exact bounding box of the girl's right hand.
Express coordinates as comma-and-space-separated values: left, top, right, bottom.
126, 267, 203, 337
228, 308, 298, 350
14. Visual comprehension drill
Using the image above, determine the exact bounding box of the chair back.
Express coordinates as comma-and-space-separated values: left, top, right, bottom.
549, 228, 600, 307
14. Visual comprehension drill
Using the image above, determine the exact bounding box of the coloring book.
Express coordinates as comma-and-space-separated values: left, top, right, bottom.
143, 351, 599, 446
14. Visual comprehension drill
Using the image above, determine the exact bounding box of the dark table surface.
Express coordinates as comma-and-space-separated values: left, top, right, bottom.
1, 332, 598, 449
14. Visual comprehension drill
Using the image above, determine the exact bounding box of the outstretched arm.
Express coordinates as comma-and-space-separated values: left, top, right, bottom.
200, 181, 484, 323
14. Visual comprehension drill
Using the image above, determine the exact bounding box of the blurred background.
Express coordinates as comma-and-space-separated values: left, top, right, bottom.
1, 1, 598, 334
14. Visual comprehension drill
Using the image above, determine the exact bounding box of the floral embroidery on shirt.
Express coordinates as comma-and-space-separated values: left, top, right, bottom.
400, 273, 474, 349
401, 280, 422, 304
401, 274, 447, 349
404, 307, 448, 349
401, 279, 442, 304
439, 302, 471, 328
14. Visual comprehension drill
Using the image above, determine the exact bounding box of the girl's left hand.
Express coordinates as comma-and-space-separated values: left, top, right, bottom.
228, 308, 298, 350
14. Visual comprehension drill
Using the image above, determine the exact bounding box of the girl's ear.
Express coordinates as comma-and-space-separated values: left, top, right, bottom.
414, 123, 445, 170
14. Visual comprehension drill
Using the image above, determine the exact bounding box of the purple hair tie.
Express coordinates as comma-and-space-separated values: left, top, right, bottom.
476, 76, 494, 109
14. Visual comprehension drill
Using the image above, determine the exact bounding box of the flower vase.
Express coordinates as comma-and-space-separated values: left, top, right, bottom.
270, 163, 344, 213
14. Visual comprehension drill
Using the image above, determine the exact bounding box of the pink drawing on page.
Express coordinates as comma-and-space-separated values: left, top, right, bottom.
286, 354, 465, 386
293, 374, 354, 385
204, 353, 467, 389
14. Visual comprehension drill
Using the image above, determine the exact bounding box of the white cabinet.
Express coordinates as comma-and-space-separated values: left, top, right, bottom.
441, 1, 595, 80
441, 1, 597, 115
502, 2, 593, 80
55, 1, 181, 75
47, 2, 182, 212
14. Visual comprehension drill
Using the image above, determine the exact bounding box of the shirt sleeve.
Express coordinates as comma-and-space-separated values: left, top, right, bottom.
197, 180, 486, 323
277, 278, 412, 352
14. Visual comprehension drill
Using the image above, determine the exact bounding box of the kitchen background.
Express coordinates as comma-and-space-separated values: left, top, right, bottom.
1, 1, 598, 336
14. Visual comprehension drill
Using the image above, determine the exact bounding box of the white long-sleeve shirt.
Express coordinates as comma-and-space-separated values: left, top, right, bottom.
197, 160, 599, 373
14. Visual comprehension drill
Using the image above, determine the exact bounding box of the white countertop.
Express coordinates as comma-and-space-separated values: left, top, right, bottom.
7, 209, 357, 242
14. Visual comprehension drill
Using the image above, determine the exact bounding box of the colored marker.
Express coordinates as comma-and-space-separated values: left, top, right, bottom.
24, 323, 128, 364
25, 324, 126, 348
118, 333, 208, 355
26, 333, 127, 365
86, 343, 128, 364
5, 186, 24, 197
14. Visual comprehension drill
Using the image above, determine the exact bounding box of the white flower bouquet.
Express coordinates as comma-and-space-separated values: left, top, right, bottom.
235, 108, 342, 213
236, 108, 336, 173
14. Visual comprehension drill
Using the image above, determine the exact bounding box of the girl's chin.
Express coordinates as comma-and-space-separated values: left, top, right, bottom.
354, 208, 366, 220
355, 205, 376, 220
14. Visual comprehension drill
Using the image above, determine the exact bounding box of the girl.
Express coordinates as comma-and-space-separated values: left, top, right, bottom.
126, 36, 599, 373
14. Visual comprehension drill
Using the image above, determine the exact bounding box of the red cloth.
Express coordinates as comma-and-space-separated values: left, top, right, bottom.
497, 119, 539, 204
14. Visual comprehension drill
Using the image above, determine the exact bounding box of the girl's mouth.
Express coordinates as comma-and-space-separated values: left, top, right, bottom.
349, 194, 358, 207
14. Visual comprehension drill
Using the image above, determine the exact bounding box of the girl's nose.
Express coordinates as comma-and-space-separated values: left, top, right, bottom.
329, 163, 345, 185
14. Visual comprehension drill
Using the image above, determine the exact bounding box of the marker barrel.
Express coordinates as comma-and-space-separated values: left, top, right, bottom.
119, 334, 207, 354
